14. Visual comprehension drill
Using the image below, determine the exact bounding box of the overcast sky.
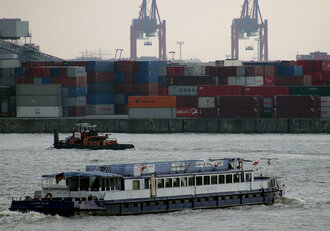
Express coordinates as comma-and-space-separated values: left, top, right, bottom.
1, 0, 329, 61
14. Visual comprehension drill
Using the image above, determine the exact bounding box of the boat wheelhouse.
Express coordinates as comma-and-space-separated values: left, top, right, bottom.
10, 158, 285, 216
53, 123, 134, 150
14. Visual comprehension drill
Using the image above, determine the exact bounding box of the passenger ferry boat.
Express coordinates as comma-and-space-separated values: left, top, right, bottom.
53, 123, 134, 150
10, 158, 285, 216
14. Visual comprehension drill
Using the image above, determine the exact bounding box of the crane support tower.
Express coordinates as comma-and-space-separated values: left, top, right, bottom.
231, 0, 268, 61
130, 0, 166, 61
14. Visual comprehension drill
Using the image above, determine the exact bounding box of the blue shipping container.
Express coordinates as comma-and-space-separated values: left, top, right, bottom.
50, 68, 59, 78
115, 72, 125, 82
42, 78, 51, 84
88, 93, 114, 104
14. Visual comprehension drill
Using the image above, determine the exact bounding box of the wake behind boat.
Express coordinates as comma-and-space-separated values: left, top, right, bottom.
10, 158, 285, 216
53, 123, 134, 150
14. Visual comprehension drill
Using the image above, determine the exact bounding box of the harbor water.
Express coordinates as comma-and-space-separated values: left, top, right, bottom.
0, 133, 329, 231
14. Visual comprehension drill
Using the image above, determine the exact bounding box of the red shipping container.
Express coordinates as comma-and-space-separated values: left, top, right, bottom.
264, 66, 276, 76
216, 96, 263, 108
17, 77, 33, 84
124, 72, 133, 82
205, 66, 218, 76
177, 96, 198, 107
198, 85, 243, 96
115, 104, 128, 115
32, 67, 50, 77
272, 107, 320, 118
245, 66, 264, 76
66, 106, 86, 117
274, 76, 295, 86
115, 83, 134, 93
158, 87, 168, 96
243, 86, 289, 98
175, 66, 185, 76
322, 61, 330, 71
272, 96, 321, 108
312, 71, 323, 83
219, 76, 228, 85
294, 76, 304, 85
87, 72, 115, 83
169, 76, 216, 86
313, 61, 323, 71
134, 83, 158, 95
167, 67, 176, 76
218, 107, 262, 118
264, 76, 274, 86
60, 77, 86, 87
217, 67, 228, 78
176, 107, 198, 118
69, 61, 87, 67
50, 78, 60, 84
198, 108, 219, 118
115, 61, 139, 72
323, 72, 330, 82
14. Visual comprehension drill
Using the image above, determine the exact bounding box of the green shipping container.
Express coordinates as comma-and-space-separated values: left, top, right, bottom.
263, 108, 272, 118
290, 86, 330, 96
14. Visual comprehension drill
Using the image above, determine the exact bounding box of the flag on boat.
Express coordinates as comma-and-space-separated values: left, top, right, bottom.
253, 161, 259, 166
55, 172, 65, 183
140, 165, 146, 172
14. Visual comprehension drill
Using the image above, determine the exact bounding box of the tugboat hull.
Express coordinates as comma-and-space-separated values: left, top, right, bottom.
53, 142, 134, 150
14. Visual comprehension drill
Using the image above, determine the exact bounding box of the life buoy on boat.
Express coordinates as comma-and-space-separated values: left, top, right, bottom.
45, 193, 52, 200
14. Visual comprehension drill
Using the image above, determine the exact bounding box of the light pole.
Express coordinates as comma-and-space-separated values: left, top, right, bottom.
169, 51, 175, 62
177, 41, 184, 62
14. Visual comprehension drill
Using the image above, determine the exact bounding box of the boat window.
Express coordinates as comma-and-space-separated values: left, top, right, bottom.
157, 179, 164, 188
226, 174, 232, 184
241, 173, 245, 182
173, 178, 180, 187
196, 176, 202, 186
144, 178, 150, 189
218, 175, 225, 184
91, 177, 101, 191
233, 174, 239, 183
181, 177, 188, 187
245, 173, 252, 182
204, 176, 210, 185
133, 180, 140, 190
166, 178, 172, 188
211, 175, 217, 184
189, 176, 195, 186
79, 177, 90, 191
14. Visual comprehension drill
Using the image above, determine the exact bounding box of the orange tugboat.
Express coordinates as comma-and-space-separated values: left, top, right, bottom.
53, 123, 134, 150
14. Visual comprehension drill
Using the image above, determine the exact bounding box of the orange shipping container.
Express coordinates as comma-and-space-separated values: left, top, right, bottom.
128, 96, 176, 108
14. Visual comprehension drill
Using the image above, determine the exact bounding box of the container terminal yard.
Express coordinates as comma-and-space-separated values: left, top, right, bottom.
0, 0, 330, 133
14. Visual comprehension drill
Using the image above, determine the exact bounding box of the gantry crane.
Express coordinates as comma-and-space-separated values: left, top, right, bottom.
130, 0, 166, 61
231, 0, 268, 61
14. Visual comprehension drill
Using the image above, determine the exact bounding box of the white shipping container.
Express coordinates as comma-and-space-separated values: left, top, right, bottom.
67, 67, 87, 77
158, 67, 167, 76
246, 76, 255, 86
321, 96, 330, 107
17, 106, 62, 117
254, 76, 264, 86
198, 97, 215, 108
0, 54, 18, 60
128, 107, 176, 119
184, 65, 205, 76
228, 76, 237, 85
16, 84, 62, 96
0, 59, 21, 68
168, 85, 197, 96
224, 60, 242, 67
16, 95, 62, 106
87, 104, 115, 115
321, 106, 330, 118
237, 76, 246, 85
